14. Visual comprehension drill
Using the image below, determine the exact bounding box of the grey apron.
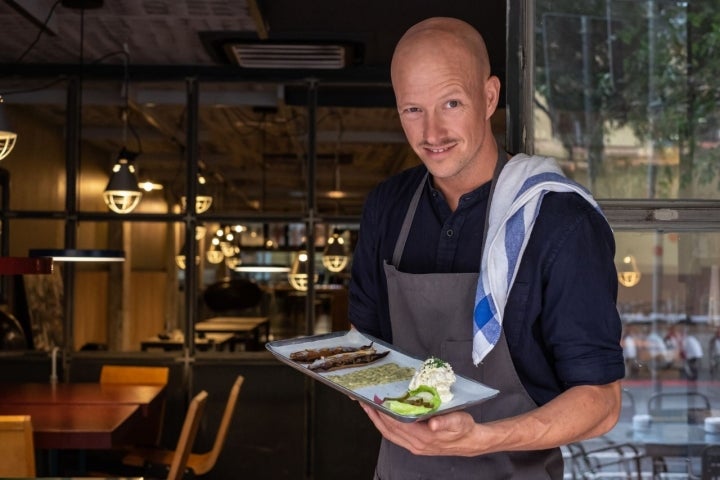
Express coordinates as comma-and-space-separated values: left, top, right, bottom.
374, 153, 564, 479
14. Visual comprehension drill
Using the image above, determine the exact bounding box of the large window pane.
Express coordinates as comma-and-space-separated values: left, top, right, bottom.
534, 0, 720, 200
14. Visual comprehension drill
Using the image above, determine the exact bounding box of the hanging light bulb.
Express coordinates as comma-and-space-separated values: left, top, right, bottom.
0, 96, 17, 161
322, 231, 349, 272
103, 148, 143, 214
617, 255, 641, 288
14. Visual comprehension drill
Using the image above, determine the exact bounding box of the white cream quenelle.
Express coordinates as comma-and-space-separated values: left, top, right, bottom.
408, 357, 457, 403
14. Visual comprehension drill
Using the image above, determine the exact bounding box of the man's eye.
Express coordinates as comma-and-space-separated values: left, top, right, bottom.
404, 107, 421, 114
446, 100, 460, 108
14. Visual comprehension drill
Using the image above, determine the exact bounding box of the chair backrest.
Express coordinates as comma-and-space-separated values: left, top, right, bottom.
0, 415, 35, 477
702, 444, 720, 480
647, 391, 712, 424
100, 365, 169, 445
189, 375, 245, 475
100, 365, 170, 385
167, 390, 208, 480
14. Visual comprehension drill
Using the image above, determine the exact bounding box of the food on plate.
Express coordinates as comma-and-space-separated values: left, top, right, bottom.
307, 346, 390, 372
290, 344, 373, 363
376, 357, 456, 416
327, 362, 416, 390
408, 357, 457, 403
375, 385, 442, 416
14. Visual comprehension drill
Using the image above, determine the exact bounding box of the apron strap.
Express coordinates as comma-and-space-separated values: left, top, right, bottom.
391, 172, 428, 267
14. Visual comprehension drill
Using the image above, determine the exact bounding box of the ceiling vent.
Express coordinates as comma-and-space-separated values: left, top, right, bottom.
224, 42, 353, 69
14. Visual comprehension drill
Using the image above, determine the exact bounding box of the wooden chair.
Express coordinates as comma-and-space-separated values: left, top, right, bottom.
100, 365, 170, 385
166, 391, 208, 480
100, 364, 170, 445
122, 375, 245, 477
0, 415, 36, 477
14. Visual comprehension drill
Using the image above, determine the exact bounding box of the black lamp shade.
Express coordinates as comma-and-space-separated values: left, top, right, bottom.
103, 154, 142, 214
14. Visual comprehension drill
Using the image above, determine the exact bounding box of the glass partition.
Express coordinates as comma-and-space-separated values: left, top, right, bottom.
532, 0, 720, 476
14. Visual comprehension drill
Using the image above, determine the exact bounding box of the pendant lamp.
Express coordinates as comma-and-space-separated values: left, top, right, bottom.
617, 255, 641, 288
0, 97, 17, 161
175, 241, 200, 270
29, 249, 125, 262
206, 238, 225, 264
288, 248, 318, 291
103, 148, 142, 214
322, 231, 349, 272
181, 172, 213, 214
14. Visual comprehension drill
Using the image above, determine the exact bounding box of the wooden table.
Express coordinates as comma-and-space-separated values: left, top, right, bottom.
0, 403, 141, 449
195, 316, 270, 350
140, 332, 235, 352
0, 383, 165, 450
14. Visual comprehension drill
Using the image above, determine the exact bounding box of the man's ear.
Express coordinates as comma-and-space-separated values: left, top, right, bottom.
485, 75, 501, 119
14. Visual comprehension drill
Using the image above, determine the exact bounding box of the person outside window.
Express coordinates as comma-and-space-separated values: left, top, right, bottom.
682, 324, 703, 381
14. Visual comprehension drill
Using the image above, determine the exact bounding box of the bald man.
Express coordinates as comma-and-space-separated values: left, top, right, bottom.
349, 17, 623, 478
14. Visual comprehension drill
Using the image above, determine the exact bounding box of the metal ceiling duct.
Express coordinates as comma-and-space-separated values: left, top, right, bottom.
224, 42, 353, 69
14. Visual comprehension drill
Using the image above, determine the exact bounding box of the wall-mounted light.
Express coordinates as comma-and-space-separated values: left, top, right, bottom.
322, 231, 349, 272
103, 148, 142, 214
618, 255, 641, 288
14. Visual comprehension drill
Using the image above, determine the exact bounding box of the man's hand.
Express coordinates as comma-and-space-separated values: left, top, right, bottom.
361, 403, 482, 456
361, 381, 621, 457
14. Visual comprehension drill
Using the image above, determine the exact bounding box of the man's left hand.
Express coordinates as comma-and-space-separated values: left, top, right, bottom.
361, 403, 480, 456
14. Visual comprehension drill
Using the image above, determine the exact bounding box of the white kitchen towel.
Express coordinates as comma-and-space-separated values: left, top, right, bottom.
472, 154, 604, 365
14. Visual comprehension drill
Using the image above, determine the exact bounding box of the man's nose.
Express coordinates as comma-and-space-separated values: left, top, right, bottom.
423, 112, 446, 144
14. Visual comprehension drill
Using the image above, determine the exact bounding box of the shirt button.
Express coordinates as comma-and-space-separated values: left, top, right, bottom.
446, 229, 454, 237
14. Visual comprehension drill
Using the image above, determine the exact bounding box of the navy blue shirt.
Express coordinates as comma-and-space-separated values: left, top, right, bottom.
349, 164, 625, 406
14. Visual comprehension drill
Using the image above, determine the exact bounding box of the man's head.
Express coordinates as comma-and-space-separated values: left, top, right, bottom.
390, 17, 501, 189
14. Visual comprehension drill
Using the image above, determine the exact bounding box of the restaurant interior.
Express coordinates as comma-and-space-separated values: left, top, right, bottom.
0, 0, 720, 478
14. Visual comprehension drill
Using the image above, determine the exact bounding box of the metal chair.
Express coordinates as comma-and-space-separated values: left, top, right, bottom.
702, 444, 720, 480
564, 441, 647, 479
647, 392, 712, 424
0, 415, 35, 477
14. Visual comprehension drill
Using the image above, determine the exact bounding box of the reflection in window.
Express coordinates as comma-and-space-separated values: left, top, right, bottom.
534, 0, 720, 200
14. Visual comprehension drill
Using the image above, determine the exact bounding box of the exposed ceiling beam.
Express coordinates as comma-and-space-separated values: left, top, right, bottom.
6, 0, 59, 35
